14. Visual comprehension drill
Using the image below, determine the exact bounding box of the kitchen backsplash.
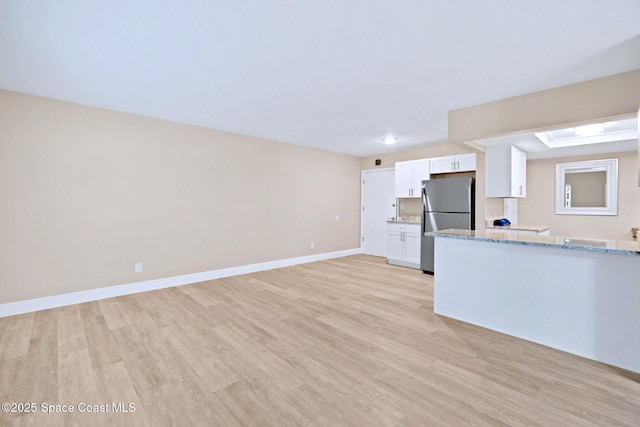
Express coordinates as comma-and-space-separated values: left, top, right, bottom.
397, 198, 421, 216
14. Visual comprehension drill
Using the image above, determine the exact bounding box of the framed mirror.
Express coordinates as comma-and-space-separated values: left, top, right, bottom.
555, 159, 618, 215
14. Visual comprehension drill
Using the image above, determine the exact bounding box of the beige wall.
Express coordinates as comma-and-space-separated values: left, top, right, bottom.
519, 151, 640, 240
0, 90, 362, 304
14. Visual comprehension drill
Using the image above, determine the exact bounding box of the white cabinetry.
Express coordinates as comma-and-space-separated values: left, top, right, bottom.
387, 223, 421, 269
430, 153, 476, 174
485, 145, 526, 198
394, 159, 429, 198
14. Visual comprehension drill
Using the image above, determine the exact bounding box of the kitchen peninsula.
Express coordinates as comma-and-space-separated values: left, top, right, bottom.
429, 229, 640, 374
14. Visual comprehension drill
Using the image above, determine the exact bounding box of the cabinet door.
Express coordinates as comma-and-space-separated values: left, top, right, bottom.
430, 156, 454, 174
455, 153, 476, 172
394, 161, 413, 198
411, 159, 430, 195
510, 147, 526, 197
485, 145, 526, 198
386, 230, 404, 262
485, 145, 509, 197
403, 230, 421, 265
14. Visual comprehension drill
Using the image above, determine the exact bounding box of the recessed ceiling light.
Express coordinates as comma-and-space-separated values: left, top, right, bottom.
574, 123, 606, 136
534, 117, 637, 148
384, 135, 397, 145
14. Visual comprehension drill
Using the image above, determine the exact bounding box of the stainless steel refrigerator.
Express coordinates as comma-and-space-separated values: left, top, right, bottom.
421, 176, 475, 274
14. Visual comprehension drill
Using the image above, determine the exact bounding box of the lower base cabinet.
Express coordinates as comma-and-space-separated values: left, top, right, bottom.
387, 223, 421, 269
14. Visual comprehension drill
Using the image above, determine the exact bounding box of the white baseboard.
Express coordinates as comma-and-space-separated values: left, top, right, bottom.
0, 248, 362, 318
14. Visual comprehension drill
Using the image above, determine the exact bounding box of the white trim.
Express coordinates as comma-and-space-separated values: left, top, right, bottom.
0, 248, 362, 318
555, 158, 618, 216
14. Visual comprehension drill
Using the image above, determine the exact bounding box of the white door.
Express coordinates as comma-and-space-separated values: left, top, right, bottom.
361, 168, 396, 257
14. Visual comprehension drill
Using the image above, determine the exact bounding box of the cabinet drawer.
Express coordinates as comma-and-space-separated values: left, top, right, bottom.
387, 223, 420, 233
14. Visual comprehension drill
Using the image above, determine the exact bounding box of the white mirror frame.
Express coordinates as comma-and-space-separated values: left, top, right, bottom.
555, 159, 618, 216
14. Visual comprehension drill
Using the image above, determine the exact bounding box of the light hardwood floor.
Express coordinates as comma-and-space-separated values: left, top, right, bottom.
1, 254, 639, 426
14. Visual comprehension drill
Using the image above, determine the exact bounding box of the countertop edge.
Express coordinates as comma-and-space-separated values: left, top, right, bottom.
486, 225, 551, 232
426, 230, 640, 256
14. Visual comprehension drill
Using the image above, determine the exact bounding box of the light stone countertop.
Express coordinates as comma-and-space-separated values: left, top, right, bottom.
387, 215, 421, 224
427, 228, 640, 255
486, 224, 551, 232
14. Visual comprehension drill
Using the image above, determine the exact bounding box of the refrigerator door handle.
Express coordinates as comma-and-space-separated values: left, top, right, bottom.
421, 189, 427, 235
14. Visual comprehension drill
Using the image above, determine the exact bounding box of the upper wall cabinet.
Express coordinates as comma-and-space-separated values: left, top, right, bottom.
395, 159, 430, 198
485, 145, 526, 198
430, 153, 476, 174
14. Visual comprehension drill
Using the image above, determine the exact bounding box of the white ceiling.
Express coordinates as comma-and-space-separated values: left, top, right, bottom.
1, 1, 639, 157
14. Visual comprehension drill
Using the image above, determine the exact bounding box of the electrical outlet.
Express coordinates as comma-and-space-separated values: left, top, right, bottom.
134, 262, 143, 273
335, 214, 340, 220
310, 242, 315, 250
